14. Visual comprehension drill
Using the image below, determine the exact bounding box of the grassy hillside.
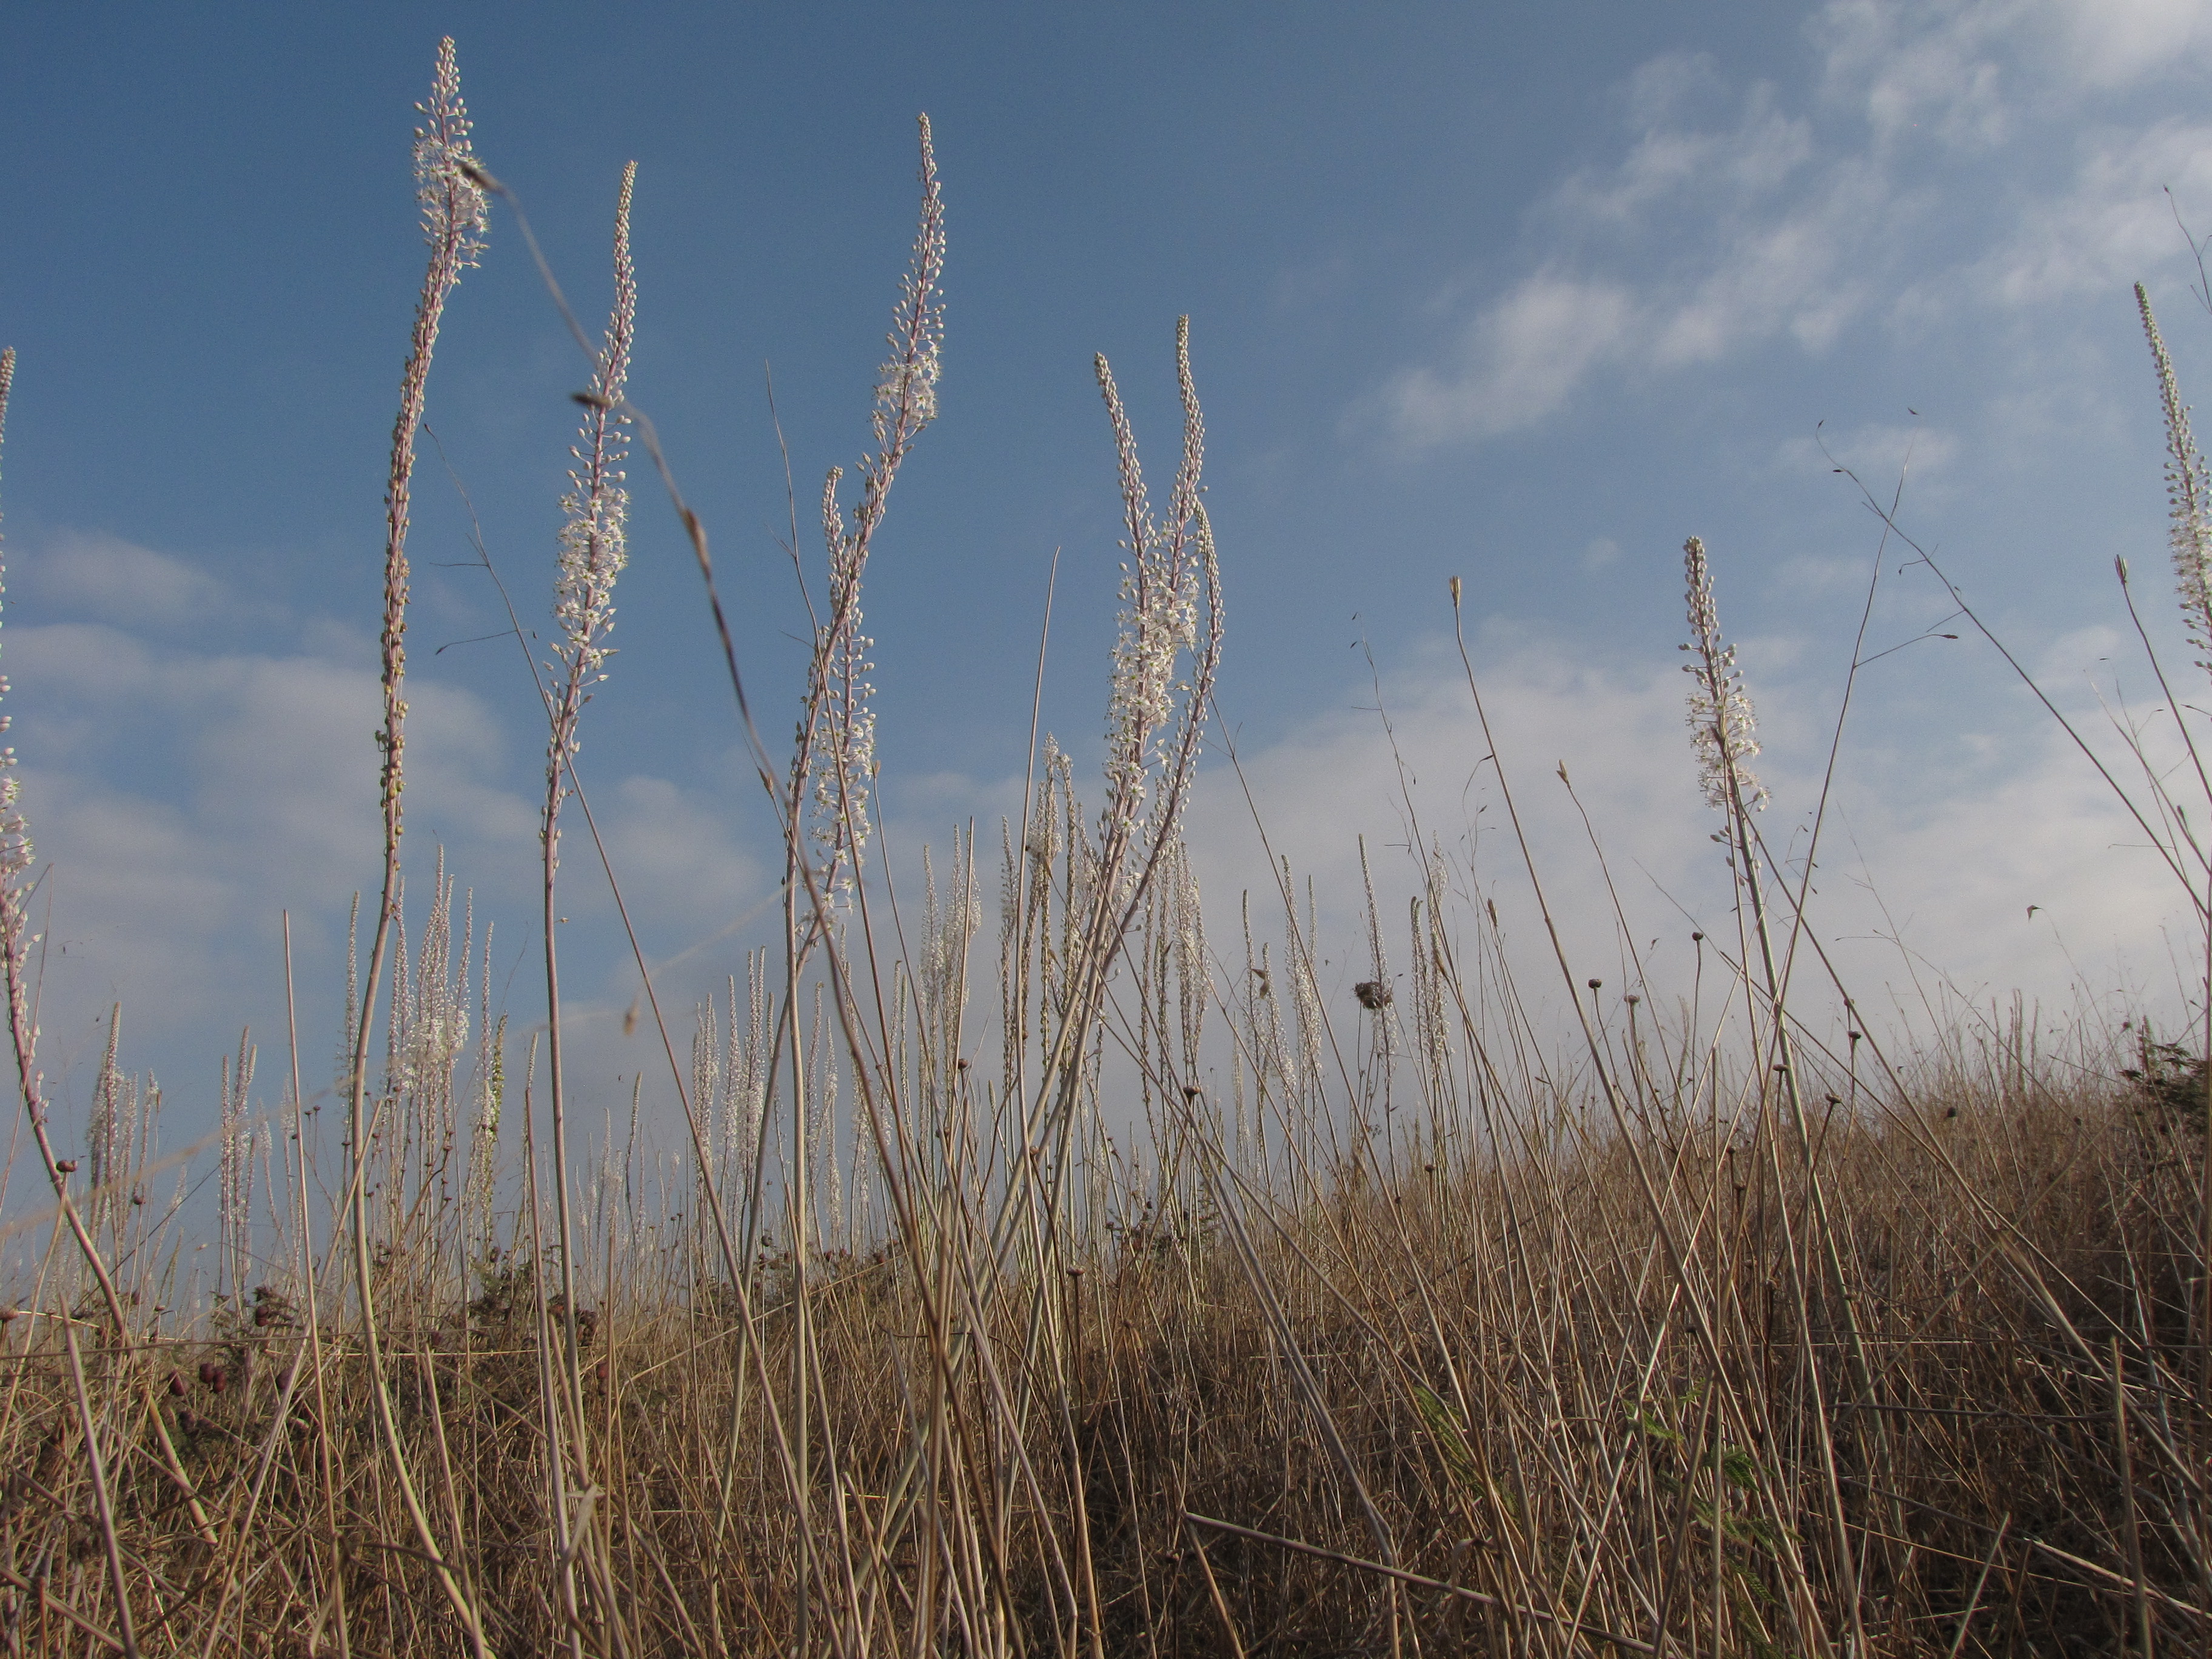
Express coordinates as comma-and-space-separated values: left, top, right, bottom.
0, 42, 2202, 1657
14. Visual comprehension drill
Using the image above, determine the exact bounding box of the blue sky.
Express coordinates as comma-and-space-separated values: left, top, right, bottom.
3, 1, 2211, 1156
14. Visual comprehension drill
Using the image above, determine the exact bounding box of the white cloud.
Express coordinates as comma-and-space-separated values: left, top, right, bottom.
1818, 1, 2212, 133
2029, 0, 2212, 92
1374, 273, 1634, 444
1371, 64, 1880, 447
1368, 0, 2212, 449
1557, 62, 1817, 224
1980, 120, 2212, 305
1814, 0, 2019, 149
591, 774, 762, 929
1652, 161, 1882, 364
4, 555, 773, 1114
1182, 626, 2191, 1032
21, 531, 232, 628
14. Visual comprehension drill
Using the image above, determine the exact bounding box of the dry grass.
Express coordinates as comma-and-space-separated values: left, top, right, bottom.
0, 40, 2204, 1658
0, 1033, 2197, 1656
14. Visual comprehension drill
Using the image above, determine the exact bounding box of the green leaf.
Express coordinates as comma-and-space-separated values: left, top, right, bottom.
1718, 1444, 1764, 1492
1412, 1383, 1481, 1494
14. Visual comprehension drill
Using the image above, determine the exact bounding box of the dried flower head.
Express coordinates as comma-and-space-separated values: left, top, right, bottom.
1681, 535, 1767, 815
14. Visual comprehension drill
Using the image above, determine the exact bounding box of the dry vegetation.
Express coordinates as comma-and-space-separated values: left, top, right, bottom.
0, 40, 2205, 1658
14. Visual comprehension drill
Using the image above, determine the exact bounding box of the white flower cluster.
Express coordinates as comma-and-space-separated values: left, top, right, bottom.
1097, 321, 1210, 863
803, 118, 945, 899
414, 38, 488, 268
1681, 536, 1768, 816
808, 469, 879, 893
2139, 286, 2212, 675
0, 349, 28, 930
871, 115, 947, 460
219, 1031, 257, 1296
553, 164, 637, 697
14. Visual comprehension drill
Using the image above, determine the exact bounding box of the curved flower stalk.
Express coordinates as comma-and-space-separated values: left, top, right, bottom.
801, 115, 945, 903
2136, 284, 2212, 1385
1681, 535, 1767, 817
770, 133, 943, 1636
535, 163, 638, 1609
2139, 284, 2212, 680
373, 38, 488, 879
540, 162, 637, 908
343, 41, 494, 1657
348, 35, 487, 1236
0, 345, 63, 1245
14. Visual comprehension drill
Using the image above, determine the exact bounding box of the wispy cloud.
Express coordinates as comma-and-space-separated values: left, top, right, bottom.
1977, 120, 2212, 305
1366, 0, 2212, 450
1185, 625, 2189, 1026
21, 531, 232, 629
1373, 272, 1636, 443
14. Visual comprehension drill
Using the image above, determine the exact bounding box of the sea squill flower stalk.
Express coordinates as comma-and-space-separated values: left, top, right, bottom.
777, 127, 943, 1629
802, 116, 944, 900
343, 42, 494, 1658
0, 354, 104, 1233
1681, 534, 1870, 1637
220, 1030, 257, 1299
993, 324, 1222, 1298
538, 163, 636, 1143
349, 36, 486, 1227
537, 162, 637, 1632
1055, 324, 1222, 1045
0, 347, 35, 1112
2136, 283, 2212, 1367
